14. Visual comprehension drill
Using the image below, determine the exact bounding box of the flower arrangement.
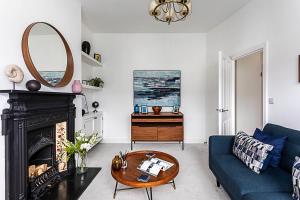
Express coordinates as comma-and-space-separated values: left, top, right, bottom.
64, 131, 100, 174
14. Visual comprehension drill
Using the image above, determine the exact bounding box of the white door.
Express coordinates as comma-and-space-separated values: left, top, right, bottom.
218, 51, 235, 135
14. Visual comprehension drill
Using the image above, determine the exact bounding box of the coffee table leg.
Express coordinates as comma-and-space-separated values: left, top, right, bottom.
113, 181, 118, 199
172, 180, 176, 190
146, 187, 153, 200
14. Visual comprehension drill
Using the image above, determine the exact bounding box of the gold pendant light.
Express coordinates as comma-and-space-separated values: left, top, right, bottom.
149, 0, 192, 25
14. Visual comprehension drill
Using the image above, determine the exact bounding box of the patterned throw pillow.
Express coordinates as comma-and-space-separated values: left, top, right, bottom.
233, 132, 274, 174
293, 157, 300, 200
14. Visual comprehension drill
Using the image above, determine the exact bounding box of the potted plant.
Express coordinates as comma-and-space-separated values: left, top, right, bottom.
87, 77, 104, 88
64, 131, 99, 174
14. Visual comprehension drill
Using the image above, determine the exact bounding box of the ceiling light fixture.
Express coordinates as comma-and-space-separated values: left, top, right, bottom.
149, 0, 192, 25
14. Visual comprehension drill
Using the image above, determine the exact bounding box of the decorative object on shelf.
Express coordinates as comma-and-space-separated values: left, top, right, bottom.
92, 101, 99, 113
152, 106, 162, 115
173, 105, 180, 114
134, 104, 140, 114
133, 70, 181, 106
87, 77, 104, 88
82, 41, 91, 55
82, 94, 89, 115
149, 0, 192, 25
26, 80, 41, 91
64, 131, 100, 174
82, 80, 88, 85
4, 64, 24, 89
119, 150, 128, 169
72, 80, 82, 93
141, 105, 148, 114
22, 22, 74, 88
112, 155, 122, 171
94, 53, 101, 62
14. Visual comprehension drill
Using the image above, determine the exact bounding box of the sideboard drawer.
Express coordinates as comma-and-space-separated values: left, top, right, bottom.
157, 126, 183, 141
132, 126, 157, 141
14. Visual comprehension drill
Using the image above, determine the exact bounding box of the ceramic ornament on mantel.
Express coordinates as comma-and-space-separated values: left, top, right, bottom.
4, 64, 24, 90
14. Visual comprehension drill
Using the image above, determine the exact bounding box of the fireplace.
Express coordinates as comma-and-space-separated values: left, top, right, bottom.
1, 90, 76, 200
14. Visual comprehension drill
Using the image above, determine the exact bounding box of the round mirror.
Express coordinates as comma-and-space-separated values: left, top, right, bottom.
22, 22, 74, 87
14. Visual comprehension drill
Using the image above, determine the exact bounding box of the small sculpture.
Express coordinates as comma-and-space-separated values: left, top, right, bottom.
4, 64, 24, 89
26, 80, 41, 91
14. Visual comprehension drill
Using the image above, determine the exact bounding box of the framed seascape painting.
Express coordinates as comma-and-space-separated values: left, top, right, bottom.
133, 70, 181, 107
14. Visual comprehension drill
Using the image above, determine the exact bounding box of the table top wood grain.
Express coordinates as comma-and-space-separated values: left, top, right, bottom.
111, 150, 179, 188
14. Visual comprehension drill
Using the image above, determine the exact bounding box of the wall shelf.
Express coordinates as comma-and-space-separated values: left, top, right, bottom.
81, 51, 103, 67
82, 84, 102, 90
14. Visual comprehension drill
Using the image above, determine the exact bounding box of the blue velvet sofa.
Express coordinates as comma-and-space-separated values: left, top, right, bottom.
209, 124, 300, 200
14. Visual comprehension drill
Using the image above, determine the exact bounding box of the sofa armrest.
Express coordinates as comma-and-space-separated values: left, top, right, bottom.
209, 135, 235, 156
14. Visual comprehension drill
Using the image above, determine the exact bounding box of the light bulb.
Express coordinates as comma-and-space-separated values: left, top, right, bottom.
149, 0, 159, 16
155, 0, 166, 4
186, 2, 192, 14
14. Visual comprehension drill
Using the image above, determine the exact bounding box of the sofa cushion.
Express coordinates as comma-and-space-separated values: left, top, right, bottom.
233, 132, 274, 174
242, 192, 293, 200
263, 124, 300, 173
253, 128, 287, 168
211, 154, 293, 200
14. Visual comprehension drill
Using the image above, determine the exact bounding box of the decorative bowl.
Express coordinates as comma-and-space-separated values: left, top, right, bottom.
152, 106, 162, 115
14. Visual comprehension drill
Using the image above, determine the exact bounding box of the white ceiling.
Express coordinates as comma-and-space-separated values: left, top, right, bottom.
82, 0, 250, 33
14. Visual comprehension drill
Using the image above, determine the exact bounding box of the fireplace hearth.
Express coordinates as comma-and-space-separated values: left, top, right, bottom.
1, 90, 77, 200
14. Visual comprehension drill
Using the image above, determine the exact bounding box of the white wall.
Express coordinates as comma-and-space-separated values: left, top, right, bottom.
207, 0, 300, 137
92, 33, 207, 143
0, 0, 81, 198
236, 52, 263, 134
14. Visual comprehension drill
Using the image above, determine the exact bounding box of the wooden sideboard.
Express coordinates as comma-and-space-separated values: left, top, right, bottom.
131, 112, 184, 150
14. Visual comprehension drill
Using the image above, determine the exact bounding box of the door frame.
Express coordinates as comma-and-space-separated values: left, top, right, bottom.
231, 42, 269, 127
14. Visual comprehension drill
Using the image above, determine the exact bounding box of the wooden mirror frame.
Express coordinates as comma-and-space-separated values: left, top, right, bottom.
22, 22, 74, 88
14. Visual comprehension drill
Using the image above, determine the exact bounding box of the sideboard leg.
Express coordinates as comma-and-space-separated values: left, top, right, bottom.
182, 141, 184, 150
131, 141, 133, 150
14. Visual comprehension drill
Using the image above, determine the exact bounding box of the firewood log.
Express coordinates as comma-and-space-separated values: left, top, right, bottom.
28, 165, 35, 177
36, 164, 47, 172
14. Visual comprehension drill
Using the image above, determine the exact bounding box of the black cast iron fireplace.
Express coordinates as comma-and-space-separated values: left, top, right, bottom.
1, 90, 77, 200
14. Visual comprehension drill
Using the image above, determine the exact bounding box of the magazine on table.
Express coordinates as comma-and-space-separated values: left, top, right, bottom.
137, 157, 174, 177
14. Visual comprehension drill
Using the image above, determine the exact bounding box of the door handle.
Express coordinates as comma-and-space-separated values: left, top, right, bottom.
216, 109, 229, 113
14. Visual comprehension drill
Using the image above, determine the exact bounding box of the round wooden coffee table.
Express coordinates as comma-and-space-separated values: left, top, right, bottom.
111, 150, 179, 200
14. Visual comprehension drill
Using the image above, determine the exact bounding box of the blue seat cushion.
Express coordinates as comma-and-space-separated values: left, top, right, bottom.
242, 192, 293, 200
253, 128, 287, 168
211, 154, 293, 200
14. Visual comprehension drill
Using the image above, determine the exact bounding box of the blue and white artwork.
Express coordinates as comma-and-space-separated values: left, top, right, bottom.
133, 70, 181, 106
